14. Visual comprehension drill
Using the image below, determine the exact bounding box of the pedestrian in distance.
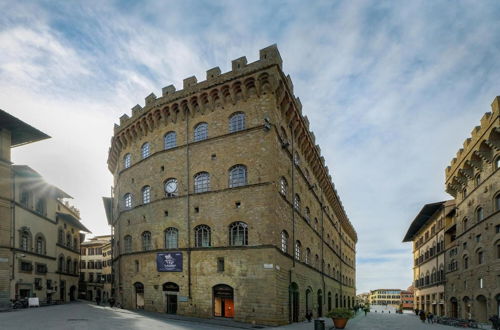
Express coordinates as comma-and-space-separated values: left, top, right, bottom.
95, 295, 101, 306
364, 308, 368, 316
305, 311, 313, 322
427, 312, 433, 323
419, 310, 426, 323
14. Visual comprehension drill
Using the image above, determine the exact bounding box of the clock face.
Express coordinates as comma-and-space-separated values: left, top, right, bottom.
166, 180, 177, 193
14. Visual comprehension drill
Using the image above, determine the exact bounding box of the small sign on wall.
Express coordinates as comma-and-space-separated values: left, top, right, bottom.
178, 296, 189, 302
156, 252, 183, 272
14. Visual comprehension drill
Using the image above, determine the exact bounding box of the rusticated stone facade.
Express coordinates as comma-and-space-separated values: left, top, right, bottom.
444, 97, 500, 322
106, 45, 357, 325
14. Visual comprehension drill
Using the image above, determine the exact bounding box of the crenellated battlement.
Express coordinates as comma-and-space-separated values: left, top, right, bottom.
114, 44, 282, 134
107, 44, 357, 242
445, 96, 500, 196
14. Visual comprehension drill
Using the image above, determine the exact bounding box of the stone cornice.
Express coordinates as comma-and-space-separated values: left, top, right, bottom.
445, 96, 500, 197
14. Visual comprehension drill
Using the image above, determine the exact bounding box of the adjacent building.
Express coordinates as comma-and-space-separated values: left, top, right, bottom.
105, 45, 358, 325
401, 286, 414, 311
79, 235, 112, 302
403, 200, 455, 316
0, 110, 89, 308
443, 97, 500, 322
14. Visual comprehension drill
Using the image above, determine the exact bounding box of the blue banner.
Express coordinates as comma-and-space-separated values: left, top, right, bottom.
156, 252, 183, 272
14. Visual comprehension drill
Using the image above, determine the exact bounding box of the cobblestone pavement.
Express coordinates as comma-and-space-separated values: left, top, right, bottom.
0, 301, 248, 330
0, 302, 492, 330
269, 312, 491, 330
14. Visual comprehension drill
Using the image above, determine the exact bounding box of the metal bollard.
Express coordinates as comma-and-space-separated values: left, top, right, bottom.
314, 319, 325, 330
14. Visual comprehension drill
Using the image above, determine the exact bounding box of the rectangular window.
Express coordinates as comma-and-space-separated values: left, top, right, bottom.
46, 279, 52, 289
35, 263, 47, 274
479, 278, 484, 289
35, 278, 42, 290
217, 257, 224, 272
476, 235, 481, 242
20, 261, 33, 272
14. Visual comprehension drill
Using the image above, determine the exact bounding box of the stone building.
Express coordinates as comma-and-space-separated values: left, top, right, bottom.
79, 235, 112, 302
443, 97, 500, 322
0, 110, 89, 307
102, 241, 113, 302
403, 200, 455, 316
105, 45, 357, 325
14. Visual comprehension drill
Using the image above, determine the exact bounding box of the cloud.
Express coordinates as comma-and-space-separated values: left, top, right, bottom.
2, 0, 500, 294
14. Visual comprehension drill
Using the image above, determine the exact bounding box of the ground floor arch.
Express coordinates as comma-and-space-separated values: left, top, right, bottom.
288, 282, 299, 323
69, 286, 76, 301
213, 284, 234, 318
134, 282, 144, 309
317, 289, 323, 317
475, 295, 487, 322
163, 282, 179, 314
450, 297, 458, 318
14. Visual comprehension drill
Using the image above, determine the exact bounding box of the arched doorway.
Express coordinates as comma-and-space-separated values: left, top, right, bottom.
134, 282, 144, 309
476, 295, 487, 322
450, 297, 458, 318
305, 288, 312, 314
59, 280, 66, 301
213, 284, 234, 318
462, 296, 471, 319
317, 290, 323, 317
163, 282, 179, 314
288, 283, 299, 323
69, 286, 76, 301
97, 289, 102, 302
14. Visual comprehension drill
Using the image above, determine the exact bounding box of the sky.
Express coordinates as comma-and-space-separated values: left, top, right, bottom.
1, 0, 500, 294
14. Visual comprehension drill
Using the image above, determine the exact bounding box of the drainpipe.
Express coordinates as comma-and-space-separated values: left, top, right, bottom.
290, 123, 295, 268
320, 193, 325, 311
186, 109, 192, 299
11, 170, 16, 297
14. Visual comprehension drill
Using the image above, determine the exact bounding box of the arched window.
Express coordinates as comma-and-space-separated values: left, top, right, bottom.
463, 189, 467, 198
164, 178, 178, 197
496, 156, 500, 170
73, 260, 78, 274
194, 122, 208, 141
294, 152, 300, 166
35, 235, 44, 254
73, 237, 78, 250
142, 231, 152, 251
20, 231, 30, 251
123, 193, 132, 209
124, 153, 131, 169
315, 254, 319, 268
58, 255, 64, 272
58, 228, 63, 244
165, 227, 178, 249
476, 207, 484, 222
303, 208, 311, 223
280, 177, 288, 196
463, 256, 469, 269
66, 233, 72, 248
475, 174, 481, 187
495, 194, 500, 211
66, 257, 72, 274
141, 142, 150, 159
229, 222, 248, 246
194, 225, 211, 247
229, 112, 245, 133
194, 172, 210, 193
229, 165, 247, 188
164, 131, 177, 149
477, 249, 484, 264
36, 198, 46, 215
142, 186, 151, 204
124, 235, 132, 253
294, 194, 301, 211
305, 248, 311, 264
463, 218, 468, 232
295, 241, 301, 260
280, 230, 289, 253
